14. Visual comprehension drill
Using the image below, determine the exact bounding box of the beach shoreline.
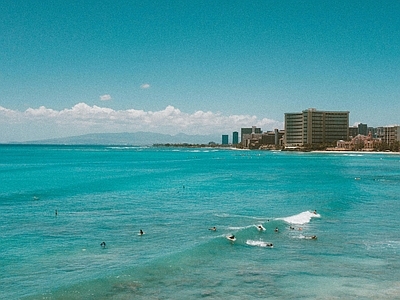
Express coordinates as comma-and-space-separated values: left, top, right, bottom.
312, 150, 400, 155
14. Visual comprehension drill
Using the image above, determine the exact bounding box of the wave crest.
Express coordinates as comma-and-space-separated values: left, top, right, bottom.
278, 211, 320, 225
246, 240, 273, 248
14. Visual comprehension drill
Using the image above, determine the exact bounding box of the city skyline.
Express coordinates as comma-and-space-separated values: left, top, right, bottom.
1, 1, 400, 143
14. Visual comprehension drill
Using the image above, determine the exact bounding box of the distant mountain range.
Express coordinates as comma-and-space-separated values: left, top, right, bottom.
20, 132, 223, 146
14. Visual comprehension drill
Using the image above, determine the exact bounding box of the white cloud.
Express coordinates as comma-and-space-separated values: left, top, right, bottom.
140, 83, 150, 89
100, 94, 112, 101
0, 103, 283, 142
25, 106, 58, 117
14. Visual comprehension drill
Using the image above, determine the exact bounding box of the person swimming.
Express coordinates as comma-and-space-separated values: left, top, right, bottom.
100, 241, 106, 248
209, 226, 217, 231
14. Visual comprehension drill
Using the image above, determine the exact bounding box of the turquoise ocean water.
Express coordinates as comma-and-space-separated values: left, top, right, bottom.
1, 145, 399, 299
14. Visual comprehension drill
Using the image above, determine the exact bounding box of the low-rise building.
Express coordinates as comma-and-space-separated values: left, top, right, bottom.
336, 132, 381, 151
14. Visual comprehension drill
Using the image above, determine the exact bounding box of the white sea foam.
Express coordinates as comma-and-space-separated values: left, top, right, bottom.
278, 211, 320, 225
106, 146, 148, 150
227, 225, 253, 230
246, 240, 273, 248
255, 224, 266, 231
215, 213, 265, 220
215, 213, 230, 218
295, 234, 318, 240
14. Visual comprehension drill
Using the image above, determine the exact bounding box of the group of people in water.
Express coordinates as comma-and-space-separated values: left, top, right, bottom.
100, 210, 319, 248
101, 229, 145, 248
210, 210, 319, 246
223, 225, 276, 246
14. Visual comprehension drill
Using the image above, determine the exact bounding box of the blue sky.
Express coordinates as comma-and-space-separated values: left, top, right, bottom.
1, 1, 399, 142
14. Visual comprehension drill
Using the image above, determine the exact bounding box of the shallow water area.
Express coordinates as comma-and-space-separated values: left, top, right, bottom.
1, 145, 399, 299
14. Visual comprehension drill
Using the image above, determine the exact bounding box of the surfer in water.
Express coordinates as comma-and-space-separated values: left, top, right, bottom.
100, 241, 106, 248
208, 226, 217, 231
257, 225, 265, 231
274, 227, 279, 232
227, 235, 236, 241
139, 229, 144, 235
313, 210, 317, 215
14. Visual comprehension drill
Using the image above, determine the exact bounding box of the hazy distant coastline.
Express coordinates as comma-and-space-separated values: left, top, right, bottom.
4, 132, 399, 154
6, 132, 222, 146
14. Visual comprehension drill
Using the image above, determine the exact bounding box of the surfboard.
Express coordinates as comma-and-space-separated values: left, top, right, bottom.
257, 225, 265, 231
227, 235, 236, 241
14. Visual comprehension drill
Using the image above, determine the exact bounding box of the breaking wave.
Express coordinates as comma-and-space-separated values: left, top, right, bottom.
246, 240, 273, 248
278, 211, 320, 225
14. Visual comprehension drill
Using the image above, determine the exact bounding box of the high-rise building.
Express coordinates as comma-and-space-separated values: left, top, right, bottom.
358, 123, 368, 136
284, 108, 349, 147
284, 113, 304, 146
260, 129, 284, 146
222, 135, 229, 145
376, 126, 400, 145
241, 126, 262, 148
241, 127, 262, 143
349, 126, 358, 138
232, 131, 239, 144
368, 127, 377, 138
